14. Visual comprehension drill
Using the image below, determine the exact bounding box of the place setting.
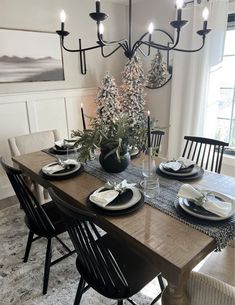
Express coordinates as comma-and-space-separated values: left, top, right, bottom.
157, 157, 204, 180
87, 179, 145, 216
48, 139, 78, 155
175, 183, 235, 222
40, 154, 83, 180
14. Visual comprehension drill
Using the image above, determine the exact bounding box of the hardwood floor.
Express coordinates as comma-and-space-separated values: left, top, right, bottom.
0, 195, 19, 210
0, 196, 234, 288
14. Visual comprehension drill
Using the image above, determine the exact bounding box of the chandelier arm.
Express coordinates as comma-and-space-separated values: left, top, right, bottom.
97, 31, 128, 47
101, 44, 123, 58
141, 36, 205, 53
132, 29, 180, 54
132, 28, 175, 55
172, 37, 206, 52
61, 37, 102, 53
137, 45, 151, 57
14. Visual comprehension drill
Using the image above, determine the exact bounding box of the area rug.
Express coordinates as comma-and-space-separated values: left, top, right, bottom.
0, 204, 161, 305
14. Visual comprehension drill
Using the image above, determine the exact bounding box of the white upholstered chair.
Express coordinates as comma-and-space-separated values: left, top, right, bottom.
8, 130, 60, 204
188, 271, 235, 305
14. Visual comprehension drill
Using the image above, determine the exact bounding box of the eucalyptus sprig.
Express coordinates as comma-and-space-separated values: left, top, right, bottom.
71, 115, 146, 163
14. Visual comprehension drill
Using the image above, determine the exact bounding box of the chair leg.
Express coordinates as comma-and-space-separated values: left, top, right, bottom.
43, 238, 52, 295
23, 230, 34, 263
117, 301, 123, 305
150, 274, 166, 305
74, 277, 86, 305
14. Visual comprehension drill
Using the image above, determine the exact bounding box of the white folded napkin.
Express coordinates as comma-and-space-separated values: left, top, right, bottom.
90, 189, 119, 207
163, 157, 195, 172
44, 160, 78, 175
55, 140, 76, 148
90, 180, 136, 207
44, 164, 65, 175
54, 140, 64, 148
178, 184, 233, 218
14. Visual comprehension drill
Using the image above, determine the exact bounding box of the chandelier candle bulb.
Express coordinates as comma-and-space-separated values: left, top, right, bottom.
147, 110, 151, 148
60, 10, 66, 31
96, 0, 101, 13
99, 23, 104, 35
148, 23, 154, 41
176, 0, 184, 21
202, 7, 209, 31
81, 103, 86, 130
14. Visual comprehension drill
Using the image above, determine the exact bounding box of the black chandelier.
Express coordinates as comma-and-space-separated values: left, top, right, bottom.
56, 0, 211, 75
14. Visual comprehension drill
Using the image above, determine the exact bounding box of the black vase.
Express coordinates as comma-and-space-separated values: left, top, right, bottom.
99, 150, 130, 173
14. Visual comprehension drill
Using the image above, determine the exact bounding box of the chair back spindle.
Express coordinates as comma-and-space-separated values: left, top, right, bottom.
182, 136, 229, 173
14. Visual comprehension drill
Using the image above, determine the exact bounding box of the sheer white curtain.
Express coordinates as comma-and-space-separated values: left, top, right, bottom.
167, 0, 229, 159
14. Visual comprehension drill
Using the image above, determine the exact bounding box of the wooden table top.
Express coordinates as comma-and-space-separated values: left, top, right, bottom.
13, 151, 235, 287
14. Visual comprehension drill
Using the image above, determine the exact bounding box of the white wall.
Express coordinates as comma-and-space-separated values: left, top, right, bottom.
0, 0, 127, 93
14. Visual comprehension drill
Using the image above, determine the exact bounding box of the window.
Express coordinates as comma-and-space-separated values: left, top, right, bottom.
204, 13, 235, 154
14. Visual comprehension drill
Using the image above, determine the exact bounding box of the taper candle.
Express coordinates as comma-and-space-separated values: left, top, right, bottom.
81, 103, 86, 130
96, 0, 101, 13
147, 110, 151, 148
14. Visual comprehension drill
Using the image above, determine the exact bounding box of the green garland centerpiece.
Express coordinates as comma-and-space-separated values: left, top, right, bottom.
72, 115, 146, 173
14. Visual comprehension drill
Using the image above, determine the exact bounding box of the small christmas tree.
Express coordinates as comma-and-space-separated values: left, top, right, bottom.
95, 72, 120, 130
120, 55, 146, 129
146, 50, 169, 89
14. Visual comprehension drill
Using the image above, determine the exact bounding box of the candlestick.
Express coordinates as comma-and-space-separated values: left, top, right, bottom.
60, 10, 66, 31
148, 22, 154, 41
202, 7, 209, 32
176, 0, 184, 21
81, 103, 86, 130
96, 0, 101, 13
147, 110, 151, 148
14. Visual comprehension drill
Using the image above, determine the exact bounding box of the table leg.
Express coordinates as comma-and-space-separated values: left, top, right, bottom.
162, 279, 189, 305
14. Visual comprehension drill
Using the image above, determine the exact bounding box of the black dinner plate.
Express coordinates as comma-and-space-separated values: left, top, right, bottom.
39, 164, 84, 180
87, 191, 145, 216
49, 146, 77, 155
157, 167, 204, 181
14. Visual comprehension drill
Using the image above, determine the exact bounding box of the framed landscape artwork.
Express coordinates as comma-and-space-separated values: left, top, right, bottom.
0, 28, 65, 83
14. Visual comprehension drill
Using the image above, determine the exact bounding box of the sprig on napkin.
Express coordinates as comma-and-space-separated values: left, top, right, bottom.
104, 179, 136, 194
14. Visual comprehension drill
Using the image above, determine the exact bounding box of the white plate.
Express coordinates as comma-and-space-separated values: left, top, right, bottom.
42, 162, 81, 177
159, 163, 200, 177
89, 186, 141, 211
178, 190, 235, 221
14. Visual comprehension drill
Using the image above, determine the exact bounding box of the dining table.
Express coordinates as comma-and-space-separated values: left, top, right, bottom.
12, 150, 235, 305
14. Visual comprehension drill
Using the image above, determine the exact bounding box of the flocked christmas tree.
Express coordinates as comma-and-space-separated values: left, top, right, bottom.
120, 55, 146, 129
146, 50, 169, 89
95, 72, 120, 131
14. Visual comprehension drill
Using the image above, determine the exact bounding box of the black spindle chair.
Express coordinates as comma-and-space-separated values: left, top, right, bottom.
151, 130, 165, 152
49, 187, 165, 305
144, 130, 165, 154
182, 136, 229, 173
0, 158, 75, 295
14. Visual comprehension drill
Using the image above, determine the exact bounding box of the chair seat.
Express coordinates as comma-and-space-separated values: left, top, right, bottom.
76, 233, 161, 299
25, 201, 66, 237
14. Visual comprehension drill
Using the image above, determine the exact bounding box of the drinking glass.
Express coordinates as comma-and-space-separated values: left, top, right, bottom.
143, 176, 160, 199
142, 155, 156, 178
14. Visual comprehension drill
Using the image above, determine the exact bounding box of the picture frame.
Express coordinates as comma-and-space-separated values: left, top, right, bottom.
0, 28, 65, 83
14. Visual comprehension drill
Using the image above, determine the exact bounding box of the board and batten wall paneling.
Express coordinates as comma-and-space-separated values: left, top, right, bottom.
0, 88, 97, 199
0, 101, 30, 197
